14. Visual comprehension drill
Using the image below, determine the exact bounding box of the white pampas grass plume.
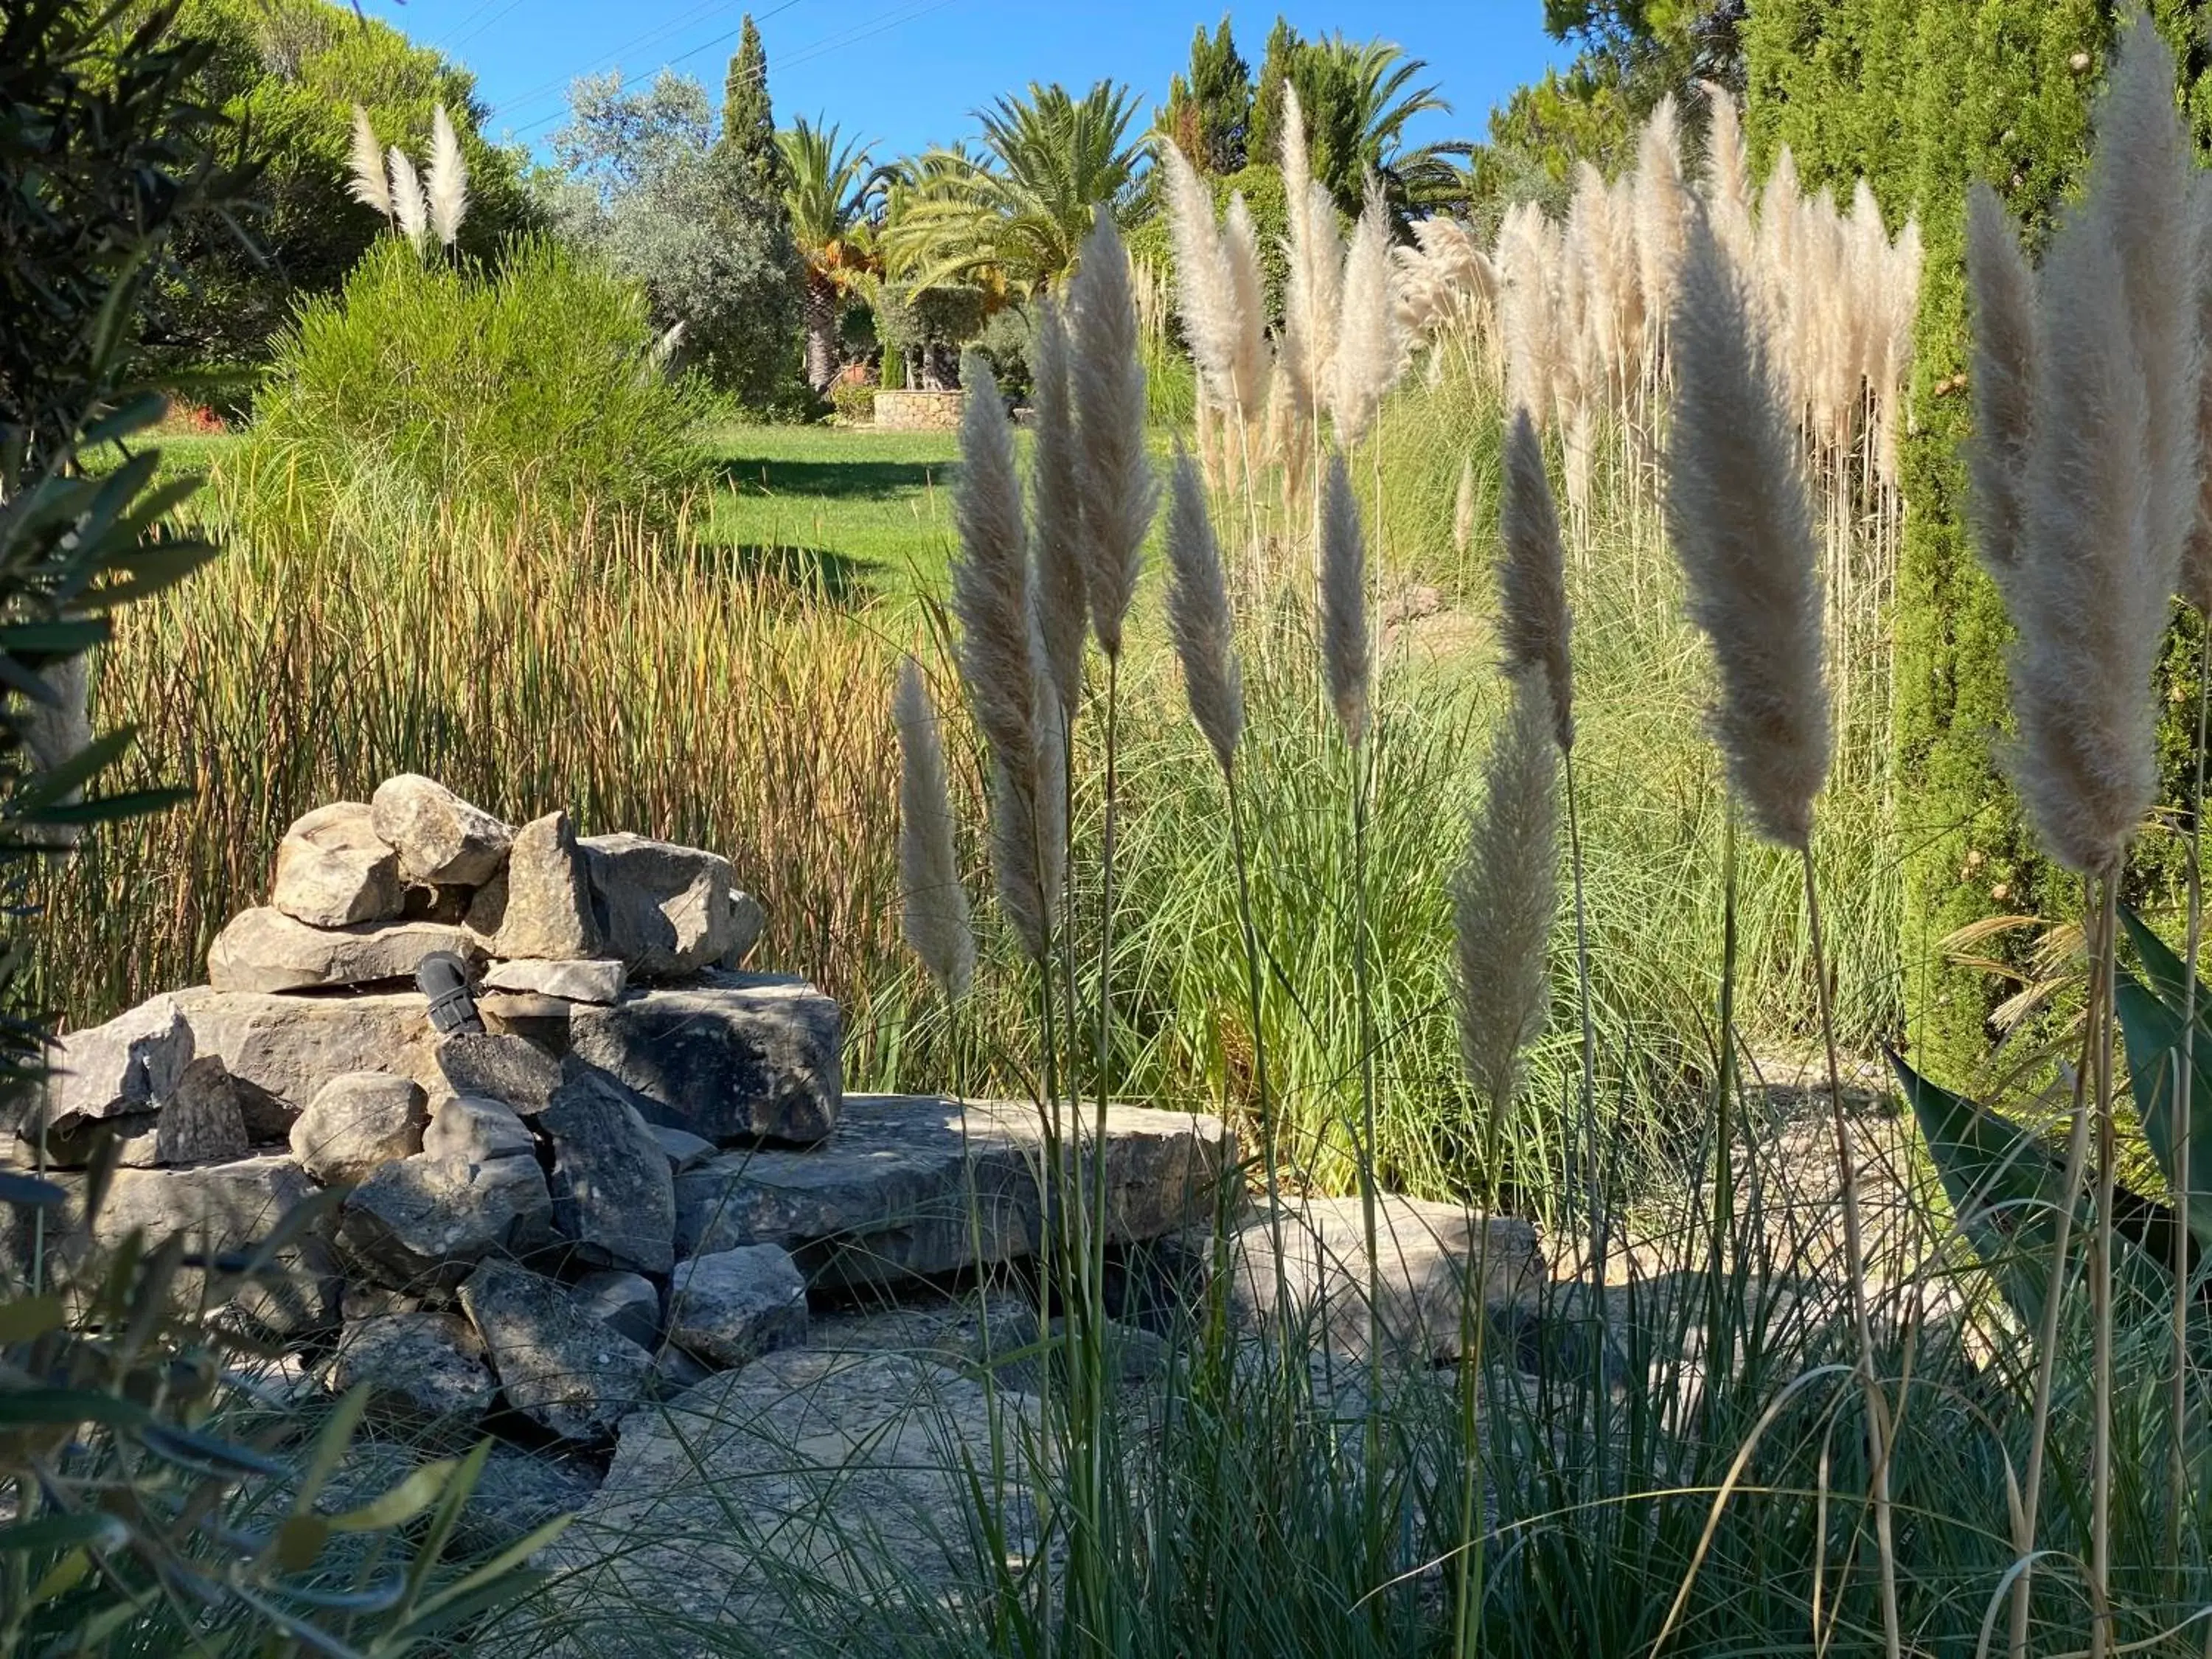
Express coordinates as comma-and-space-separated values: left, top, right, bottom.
427, 103, 470, 248
1321, 451, 1370, 745
951, 361, 1036, 782
1663, 210, 1831, 851
1070, 211, 1157, 660
1453, 672, 1557, 1115
1284, 177, 1343, 435
1635, 95, 1688, 333
1165, 444, 1244, 773
1453, 454, 1475, 558
1500, 408, 1574, 751
894, 659, 974, 999
1964, 184, 2037, 574
1702, 83, 1754, 268
1029, 296, 1088, 712
1163, 144, 1244, 413
1223, 192, 1273, 413
387, 146, 428, 251
347, 105, 391, 220
1329, 185, 1401, 448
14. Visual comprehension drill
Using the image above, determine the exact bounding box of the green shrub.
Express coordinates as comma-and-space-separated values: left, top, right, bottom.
247, 237, 703, 529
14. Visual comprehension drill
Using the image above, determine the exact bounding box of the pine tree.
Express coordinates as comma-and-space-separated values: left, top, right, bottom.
1248, 16, 1300, 166
720, 15, 787, 200
1161, 16, 1253, 175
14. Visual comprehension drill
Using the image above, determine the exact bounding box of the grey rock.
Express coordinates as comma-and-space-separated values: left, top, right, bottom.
341, 1284, 421, 1323
483, 958, 627, 1004
675, 1095, 1234, 1287
573, 1269, 661, 1350
94, 1155, 338, 1335
435, 1032, 563, 1113
45, 995, 195, 1130
540, 1073, 675, 1275
665, 1245, 807, 1369
370, 775, 512, 887
650, 1344, 712, 1397
39, 1055, 249, 1168
290, 1072, 425, 1186
566, 975, 841, 1145
1184, 1195, 1544, 1362
175, 987, 439, 1135
207, 909, 479, 995
459, 1260, 652, 1441
651, 1124, 714, 1174
338, 1152, 553, 1290
538, 1350, 1037, 1650
466, 812, 597, 960
422, 1093, 535, 1164
580, 833, 760, 978
271, 802, 403, 929
328, 1312, 497, 1420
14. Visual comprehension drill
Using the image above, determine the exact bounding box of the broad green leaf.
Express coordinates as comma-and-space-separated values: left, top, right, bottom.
2117, 966, 2212, 1251
327, 1458, 456, 1534
2123, 905, 2199, 1015
27, 1545, 90, 1605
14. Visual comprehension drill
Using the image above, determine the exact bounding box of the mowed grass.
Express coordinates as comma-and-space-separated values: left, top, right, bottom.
698, 422, 962, 600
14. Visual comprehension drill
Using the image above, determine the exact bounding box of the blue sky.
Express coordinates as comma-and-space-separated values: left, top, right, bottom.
360, 1, 1569, 164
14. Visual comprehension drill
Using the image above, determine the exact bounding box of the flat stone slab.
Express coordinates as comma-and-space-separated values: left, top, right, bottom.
207, 909, 479, 995
483, 959, 627, 1004
327, 1311, 497, 1422
675, 1095, 1235, 1287
177, 988, 441, 1129
532, 1349, 1037, 1655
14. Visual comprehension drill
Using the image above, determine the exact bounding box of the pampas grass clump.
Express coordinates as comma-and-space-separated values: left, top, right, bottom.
1164, 446, 1243, 774
1070, 213, 1156, 661
894, 658, 974, 1000
1499, 408, 1574, 752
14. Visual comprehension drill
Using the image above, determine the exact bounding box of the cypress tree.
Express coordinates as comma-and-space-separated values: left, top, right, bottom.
1248, 16, 1300, 167
1741, 0, 2212, 1080
720, 15, 787, 199
1161, 16, 1253, 175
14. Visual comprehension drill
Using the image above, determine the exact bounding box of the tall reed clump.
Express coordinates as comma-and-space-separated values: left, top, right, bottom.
1964, 18, 2199, 1652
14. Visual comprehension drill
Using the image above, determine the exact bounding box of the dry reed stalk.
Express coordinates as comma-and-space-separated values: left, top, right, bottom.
894, 658, 974, 1000
347, 105, 391, 221
1029, 296, 1088, 716
1500, 408, 1574, 752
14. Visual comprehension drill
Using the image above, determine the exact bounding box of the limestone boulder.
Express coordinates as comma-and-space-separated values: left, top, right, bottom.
369, 775, 512, 887
338, 1152, 553, 1290
271, 803, 402, 929
466, 812, 598, 961
580, 833, 762, 978
483, 958, 626, 1005
675, 1094, 1234, 1287
650, 1125, 714, 1175
665, 1245, 807, 1369
572, 1269, 661, 1351
434, 1032, 563, 1112
207, 909, 478, 995
44, 995, 194, 1132
93, 1155, 338, 1335
35, 1054, 250, 1169
422, 1093, 535, 1164
290, 1072, 425, 1186
458, 1260, 653, 1442
540, 1071, 675, 1276
564, 975, 841, 1145
327, 1311, 497, 1422
175, 987, 439, 1135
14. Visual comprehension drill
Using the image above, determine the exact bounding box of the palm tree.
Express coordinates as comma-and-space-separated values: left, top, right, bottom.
1273, 33, 1467, 221
881, 81, 1147, 298
777, 116, 886, 392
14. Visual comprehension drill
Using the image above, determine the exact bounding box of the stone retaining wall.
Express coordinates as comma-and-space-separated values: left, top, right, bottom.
872, 389, 967, 431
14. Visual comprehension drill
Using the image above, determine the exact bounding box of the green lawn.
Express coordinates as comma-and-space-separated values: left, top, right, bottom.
698, 422, 964, 602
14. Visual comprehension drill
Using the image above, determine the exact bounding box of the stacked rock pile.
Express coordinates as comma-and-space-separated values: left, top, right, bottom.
10, 776, 1237, 1453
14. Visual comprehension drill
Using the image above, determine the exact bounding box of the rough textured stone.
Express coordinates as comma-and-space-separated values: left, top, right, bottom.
45, 995, 195, 1130
435, 1033, 563, 1113
38, 1055, 250, 1169
459, 1260, 652, 1441
665, 1245, 807, 1368
338, 1152, 553, 1289
565, 975, 841, 1146
466, 812, 598, 960
573, 1269, 661, 1350
540, 1073, 676, 1275
580, 833, 759, 978
370, 775, 512, 887
290, 1072, 425, 1186
1186, 1196, 1544, 1362
402, 883, 473, 923
651, 1124, 714, 1174
540, 1350, 1036, 1652
341, 1284, 421, 1323
328, 1312, 497, 1420
422, 1093, 535, 1164
207, 909, 479, 995
675, 1095, 1234, 1287
94, 1155, 337, 1335
271, 802, 403, 929
175, 987, 439, 1133
483, 958, 627, 1005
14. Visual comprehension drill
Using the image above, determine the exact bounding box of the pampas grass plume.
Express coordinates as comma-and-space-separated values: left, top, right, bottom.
347, 105, 391, 220
387, 146, 428, 250
951, 361, 1035, 773
1453, 672, 1558, 1115
1070, 211, 1157, 659
1164, 145, 1244, 413
894, 659, 974, 999
1029, 295, 1088, 712
1321, 451, 1371, 745
1329, 186, 1401, 448
1964, 184, 2037, 574
1165, 444, 1244, 773
428, 104, 470, 248
1500, 408, 1575, 751
1663, 209, 1831, 851
1224, 192, 1272, 412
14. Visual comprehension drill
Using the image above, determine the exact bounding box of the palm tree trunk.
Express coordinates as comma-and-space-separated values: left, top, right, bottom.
804, 270, 838, 394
